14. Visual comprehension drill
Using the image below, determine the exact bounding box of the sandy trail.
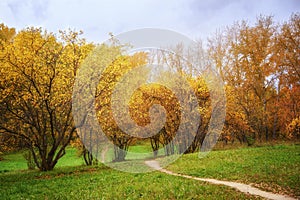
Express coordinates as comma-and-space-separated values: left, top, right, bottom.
145, 160, 296, 200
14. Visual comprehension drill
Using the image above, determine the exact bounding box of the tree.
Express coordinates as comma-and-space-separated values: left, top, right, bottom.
222, 85, 254, 145
95, 52, 148, 161
208, 15, 280, 143
0, 23, 15, 44
277, 85, 300, 138
274, 13, 300, 138
129, 56, 213, 155
0, 24, 19, 153
0, 27, 93, 171
207, 13, 300, 144
276, 13, 300, 87
129, 83, 181, 156
70, 137, 97, 166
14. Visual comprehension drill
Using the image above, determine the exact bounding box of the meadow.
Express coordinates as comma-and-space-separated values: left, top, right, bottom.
0, 143, 299, 199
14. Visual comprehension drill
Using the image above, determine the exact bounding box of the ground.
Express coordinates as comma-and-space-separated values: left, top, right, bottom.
0, 143, 299, 199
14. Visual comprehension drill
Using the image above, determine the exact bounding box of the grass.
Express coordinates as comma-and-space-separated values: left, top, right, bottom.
0, 147, 85, 172
126, 143, 165, 160
0, 150, 28, 172
56, 147, 85, 167
92, 141, 166, 162
0, 164, 262, 199
164, 143, 300, 198
0, 143, 298, 199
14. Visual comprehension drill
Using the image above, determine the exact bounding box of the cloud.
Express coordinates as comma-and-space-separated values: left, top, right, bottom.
0, 0, 299, 43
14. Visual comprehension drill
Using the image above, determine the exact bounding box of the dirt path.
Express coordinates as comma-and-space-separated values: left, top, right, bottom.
145, 160, 296, 200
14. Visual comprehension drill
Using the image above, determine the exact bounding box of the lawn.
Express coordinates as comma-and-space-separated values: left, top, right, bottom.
0, 164, 261, 199
164, 144, 300, 198
0, 143, 298, 199
0, 147, 85, 172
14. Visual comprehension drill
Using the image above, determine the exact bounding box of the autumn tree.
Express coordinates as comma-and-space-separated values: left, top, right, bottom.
208, 13, 300, 143
222, 85, 254, 145
276, 13, 300, 87
94, 52, 148, 161
208, 16, 280, 142
0, 23, 19, 153
0, 27, 93, 171
155, 46, 221, 154
129, 83, 181, 156
274, 13, 300, 139
127, 44, 216, 156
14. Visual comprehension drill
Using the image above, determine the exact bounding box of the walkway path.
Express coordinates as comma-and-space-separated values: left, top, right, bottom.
145, 160, 296, 200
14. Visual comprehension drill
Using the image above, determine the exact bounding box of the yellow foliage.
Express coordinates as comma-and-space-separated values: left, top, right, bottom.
286, 117, 300, 139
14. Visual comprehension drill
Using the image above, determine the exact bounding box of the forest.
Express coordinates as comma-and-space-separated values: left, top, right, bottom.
0, 13, 299, 171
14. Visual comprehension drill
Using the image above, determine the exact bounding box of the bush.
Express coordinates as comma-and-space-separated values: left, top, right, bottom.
287, 117, 300, 139
246, 135, 255, 146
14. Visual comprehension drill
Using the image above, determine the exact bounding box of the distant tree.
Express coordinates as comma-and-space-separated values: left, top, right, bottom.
275, 13, 300, 138
95, 52, 148, 162
129, 83, 181, 156
70, 137, 96, 166
208, 15, 284, 143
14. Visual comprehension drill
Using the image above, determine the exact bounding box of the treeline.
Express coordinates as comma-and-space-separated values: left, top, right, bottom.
208, 14, 300, 144
0, 13, 299, 170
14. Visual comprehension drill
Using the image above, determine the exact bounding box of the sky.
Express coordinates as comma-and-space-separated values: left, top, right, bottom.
0, 0, 299, 44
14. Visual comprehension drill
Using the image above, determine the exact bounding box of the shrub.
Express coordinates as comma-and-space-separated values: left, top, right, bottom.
287, 117, 300, 139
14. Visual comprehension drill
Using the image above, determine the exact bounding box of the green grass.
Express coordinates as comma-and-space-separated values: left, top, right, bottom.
56, 147, 85, 167
0, 147, 85, 172
0, 164, 262, 199
0, 150, 28, 172
96, 142, 166, 162
0, 143, 298, 199
126, 144, 165, 160
164, 144, 300, 197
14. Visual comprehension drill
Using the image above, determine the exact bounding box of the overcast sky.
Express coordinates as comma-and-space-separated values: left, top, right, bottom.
0, 0, 299, 43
